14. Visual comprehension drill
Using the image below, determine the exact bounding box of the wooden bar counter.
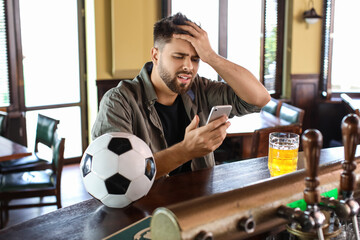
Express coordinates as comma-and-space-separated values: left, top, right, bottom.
1, 146, 359, 240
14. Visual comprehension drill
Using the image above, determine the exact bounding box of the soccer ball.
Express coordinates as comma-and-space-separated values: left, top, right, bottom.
80, 132, 156, 208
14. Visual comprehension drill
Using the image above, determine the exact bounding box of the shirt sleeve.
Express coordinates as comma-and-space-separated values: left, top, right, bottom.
200, 77, 262, 117
91, 88, 133, 140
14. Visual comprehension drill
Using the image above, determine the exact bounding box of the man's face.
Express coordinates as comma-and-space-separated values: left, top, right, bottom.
157, 38, 200, 94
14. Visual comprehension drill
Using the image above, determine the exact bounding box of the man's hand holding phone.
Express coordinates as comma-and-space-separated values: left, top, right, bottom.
179, 106, 232, 160
206, 105, 232, 125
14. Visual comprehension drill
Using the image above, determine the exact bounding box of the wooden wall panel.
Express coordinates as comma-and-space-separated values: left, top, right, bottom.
291, 74, 319, 131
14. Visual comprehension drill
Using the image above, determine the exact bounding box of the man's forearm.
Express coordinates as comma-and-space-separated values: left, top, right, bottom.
206, 53, 271, 108
153, 142, 191, 179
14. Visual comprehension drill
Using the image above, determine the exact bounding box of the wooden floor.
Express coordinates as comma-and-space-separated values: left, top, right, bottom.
3, 163, 92, 230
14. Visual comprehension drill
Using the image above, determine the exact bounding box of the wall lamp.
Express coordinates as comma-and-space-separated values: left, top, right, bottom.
303, 0, 322, 24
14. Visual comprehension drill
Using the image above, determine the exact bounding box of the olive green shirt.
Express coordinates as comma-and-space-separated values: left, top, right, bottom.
92, 62, 260, 172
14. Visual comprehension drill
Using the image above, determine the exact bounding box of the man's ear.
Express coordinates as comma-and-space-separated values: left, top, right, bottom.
151, 47, 159, 65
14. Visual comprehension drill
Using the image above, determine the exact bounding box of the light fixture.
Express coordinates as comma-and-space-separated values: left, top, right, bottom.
303, 0, 322, 24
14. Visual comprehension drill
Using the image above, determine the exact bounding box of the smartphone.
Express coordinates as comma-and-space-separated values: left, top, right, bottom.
206, 105, 232, 125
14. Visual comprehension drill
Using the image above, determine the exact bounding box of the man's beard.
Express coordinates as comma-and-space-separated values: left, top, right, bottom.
158, 62, 193, 94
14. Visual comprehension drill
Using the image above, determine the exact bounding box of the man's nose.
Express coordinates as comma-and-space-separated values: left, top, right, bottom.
183, 58, 193, 72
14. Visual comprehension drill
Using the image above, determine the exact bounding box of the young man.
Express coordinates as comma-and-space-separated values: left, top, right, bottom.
92, 13, 270, 179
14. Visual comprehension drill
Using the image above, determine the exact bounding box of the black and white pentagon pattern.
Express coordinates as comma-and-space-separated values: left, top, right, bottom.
105, 173, 131, 195
80, 132, 156, 208
107, 137, 132, 155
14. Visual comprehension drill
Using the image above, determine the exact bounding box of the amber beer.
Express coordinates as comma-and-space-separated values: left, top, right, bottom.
268, 132, 299, 177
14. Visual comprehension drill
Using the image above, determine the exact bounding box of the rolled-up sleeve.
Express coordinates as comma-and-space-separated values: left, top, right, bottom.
199, 77, 261, 118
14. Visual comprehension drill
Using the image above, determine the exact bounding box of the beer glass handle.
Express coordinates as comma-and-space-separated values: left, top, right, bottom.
340, 113, 360, 198
302, 129, 323, 205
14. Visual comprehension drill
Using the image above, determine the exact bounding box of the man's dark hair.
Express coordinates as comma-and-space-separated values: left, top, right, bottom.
153, 12, 199, 49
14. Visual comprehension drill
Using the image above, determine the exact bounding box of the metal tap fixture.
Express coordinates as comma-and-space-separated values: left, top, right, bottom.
339, 114, 360, 240
321, 113, 360, 239
278, 129, 326, 240
150, 115, 360, 240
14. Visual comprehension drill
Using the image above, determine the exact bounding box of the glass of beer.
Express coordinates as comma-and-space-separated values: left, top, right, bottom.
268, 132, 299, 177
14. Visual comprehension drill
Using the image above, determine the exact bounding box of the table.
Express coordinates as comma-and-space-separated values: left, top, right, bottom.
1, 146, 359, 240
221, 111, 293, 160
0, 136, 32, 162
340, 93, 360, 116
351, 98, 360, 116
226, 111, 291, 137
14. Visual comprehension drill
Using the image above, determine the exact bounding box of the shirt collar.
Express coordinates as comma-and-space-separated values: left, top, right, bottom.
139, 62, 158, 106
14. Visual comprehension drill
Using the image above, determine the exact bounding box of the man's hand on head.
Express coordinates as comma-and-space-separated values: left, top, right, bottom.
173, 21, 217, 64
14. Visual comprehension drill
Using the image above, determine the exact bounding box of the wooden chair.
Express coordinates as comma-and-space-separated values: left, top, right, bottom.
279, 103, 305, 127
0, 111, 7, 137
250, 124, 302, 158
341, 93, 360, 117
261, 98, 282, 116
0, 135, 65, 229
0, 114, 60, 173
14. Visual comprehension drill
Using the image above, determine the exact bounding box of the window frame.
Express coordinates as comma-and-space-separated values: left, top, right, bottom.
319, 0, 334, 99
320, 0, 360, 99
2, 0, 22, 112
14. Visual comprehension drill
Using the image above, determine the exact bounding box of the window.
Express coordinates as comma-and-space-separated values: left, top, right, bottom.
167, 0, 285, 97
320, 0, 360, 96
227, 0, 262, 81
0, 0, 10, 107
2, 0, 87, 162
263, 0, 284, 95
171, 0, 219, 80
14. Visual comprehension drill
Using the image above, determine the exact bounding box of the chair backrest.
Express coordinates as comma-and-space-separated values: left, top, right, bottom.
51, 134, 65, 190
262, 98, 282, 116
250, 124, 302, 158
0, 111, 7, 137
35, 114, 60, 152
279, 103, 305, 125
341, 93, 360, 117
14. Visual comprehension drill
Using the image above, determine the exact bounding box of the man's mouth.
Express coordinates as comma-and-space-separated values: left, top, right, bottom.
177, 74, 192, 84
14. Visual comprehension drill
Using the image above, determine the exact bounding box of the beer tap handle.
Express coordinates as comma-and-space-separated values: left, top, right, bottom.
302, 129, 323, 206
302, 129, 325, 240
340, 113, 360, 198
341, 114, 360, 240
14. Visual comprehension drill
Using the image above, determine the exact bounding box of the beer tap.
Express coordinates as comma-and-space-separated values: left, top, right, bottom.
321, 113, 360, 239
278, 129, 326, 240
302, 129, 326, 240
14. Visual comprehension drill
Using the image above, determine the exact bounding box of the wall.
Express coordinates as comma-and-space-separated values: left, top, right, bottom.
289, 0, 346, 145
94, 0, 161, 80
94, 0, 112, 80
291, 0, 323, 74
86, 0, 160, 140
91, 0, 324, 84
